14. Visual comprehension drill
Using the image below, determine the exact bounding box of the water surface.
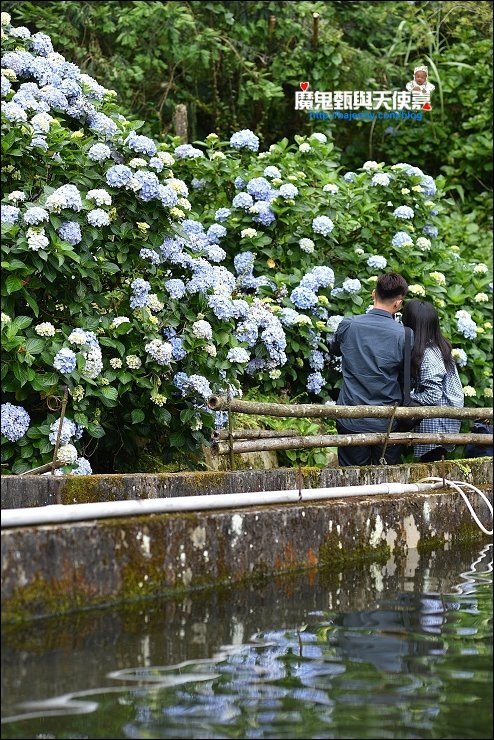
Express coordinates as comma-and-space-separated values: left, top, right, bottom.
2, 542, 492, 739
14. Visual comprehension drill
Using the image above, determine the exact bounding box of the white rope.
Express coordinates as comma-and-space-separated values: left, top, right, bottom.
419, 476, 493, 536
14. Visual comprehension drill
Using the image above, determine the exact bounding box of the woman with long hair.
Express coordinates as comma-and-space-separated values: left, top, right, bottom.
401, 299, 464, 462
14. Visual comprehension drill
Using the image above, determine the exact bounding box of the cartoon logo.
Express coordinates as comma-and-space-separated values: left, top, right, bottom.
406, 65, 435, 110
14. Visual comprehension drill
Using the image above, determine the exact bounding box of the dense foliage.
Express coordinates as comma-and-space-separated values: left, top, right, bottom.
1, 12, 492, 474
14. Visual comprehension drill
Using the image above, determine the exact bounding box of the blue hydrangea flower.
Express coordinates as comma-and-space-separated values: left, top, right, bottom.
227, 347, 251, 364
71, 457, 92, 475
87, 208, 110, 227
251, 201, 276, 227
307, 372, 325, 394
343, 172, 357, 182
207, 223, 227, 242
181, 219, 204, 235
29, 32, 54, 56
214, 208, 231, 222
420, 175, 436, 197
2, 102, 28, 122
312, 216, 334, 236
371, 173, 391, 187
423, 224, 438, 237
232, 192, 254, 210
106, 165, 132, 188
393, 206, 415, 220
279, 307, 301, 326
139, 248, 161, 265
367, 255, 387, 269
290, 286, 318, 309
87, 112, 118, 138
342, 278, 362, 293
169, 336, 187, 361
58, 221, 82, 245
1, 205, 20, 225
164, 279, 187, 299
130, 278, 151, 308
53, 347, 77, 374
1, 403, 30, 442
174, 144, 204, 158
88, 143, 112, 162
246, 177, 272, 201
263, 166, 281, 179
1, 76, 12, 97
279, 183, 299, 199
392, 231, 413, 247
186, 374, 212, 399
230, 129, 260, 152
30, 136, 49, 150
234, 252, 255, 274
124, 130, 157, 156
206, 245, 226, 263
234, 176, 246, 189
158, 185, 179, 208
309, 350, 325, 371
23, 207, 49, 225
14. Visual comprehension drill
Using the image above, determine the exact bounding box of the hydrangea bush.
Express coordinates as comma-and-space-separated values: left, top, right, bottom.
1, 15, 492, 473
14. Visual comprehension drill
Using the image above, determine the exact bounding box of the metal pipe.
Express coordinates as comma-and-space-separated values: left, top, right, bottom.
1, 481, 445, 529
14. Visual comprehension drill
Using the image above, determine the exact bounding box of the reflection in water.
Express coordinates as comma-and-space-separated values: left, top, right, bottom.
1, 543, 492, 739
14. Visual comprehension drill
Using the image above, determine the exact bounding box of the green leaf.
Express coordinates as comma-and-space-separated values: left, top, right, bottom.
131, 409, 145, 424
5, 275, 24, 295
87, 423, 105, 439
24, 337, 45, 355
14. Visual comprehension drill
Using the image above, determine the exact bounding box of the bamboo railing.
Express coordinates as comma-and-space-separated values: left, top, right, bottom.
208, 396, 493, 457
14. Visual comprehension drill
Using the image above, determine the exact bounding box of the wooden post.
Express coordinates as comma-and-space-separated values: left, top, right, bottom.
312, 13, 320, 49
173, 104, 188, 144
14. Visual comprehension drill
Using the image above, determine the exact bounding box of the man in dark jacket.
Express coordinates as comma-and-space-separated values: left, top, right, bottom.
330, 272, 411, 466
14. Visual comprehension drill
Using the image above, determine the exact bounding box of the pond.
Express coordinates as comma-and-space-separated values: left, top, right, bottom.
1, 541, 492, 739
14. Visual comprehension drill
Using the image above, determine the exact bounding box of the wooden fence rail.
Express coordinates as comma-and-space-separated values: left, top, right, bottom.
208, 396, 493, 457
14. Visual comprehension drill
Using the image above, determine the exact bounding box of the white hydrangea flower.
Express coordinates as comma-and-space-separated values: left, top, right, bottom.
125, 354, 141, 369
473, 263, 488, 274
408, 284, 426, 296
35, 322, 56, 337
475, 293, 489, 302
7, 190, 26, 203
299, 238, 315, 253
68, 329, 87, 345
298, 143, 311, 153
109, 358, 123, 369
157, 152, 175, 166
110, 316, 130, 328
323, 183, 339, 194
416, 237, 431, 251
30, 112, 54, 133
463, 386, 476, 397
57, 443, 78, 465
429, 271, 446, 285
26, 228, 49, 251
87, 189, 112, 206
147, 294, 164, 312
310, 132, 327, 143
241, 228, 258, 239
128, 158, 147, 168
362, 160, 379, 170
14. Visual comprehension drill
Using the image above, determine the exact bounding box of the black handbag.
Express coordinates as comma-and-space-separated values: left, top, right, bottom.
397, 326, 422, 432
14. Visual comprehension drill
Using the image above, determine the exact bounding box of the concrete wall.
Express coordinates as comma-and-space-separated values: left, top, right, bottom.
1, 459, 492, 623
2, 457, 492, 508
